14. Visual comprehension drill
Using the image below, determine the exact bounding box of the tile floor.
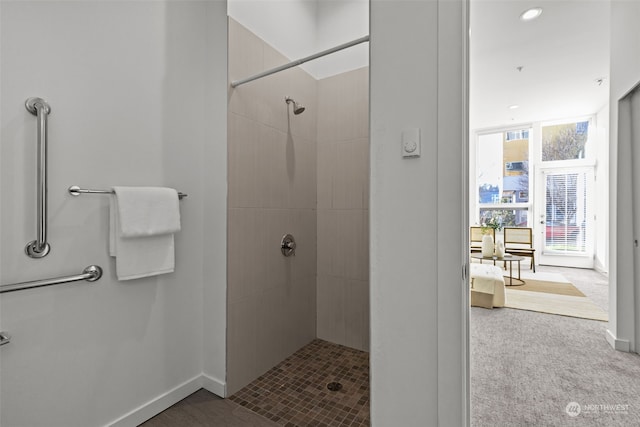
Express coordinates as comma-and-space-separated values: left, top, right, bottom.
141, 339, 370, 427
140, 389, 278, 427
229, 339, 370, 427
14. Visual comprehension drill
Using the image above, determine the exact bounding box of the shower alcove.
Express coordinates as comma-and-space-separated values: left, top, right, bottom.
226, 2, 370, 398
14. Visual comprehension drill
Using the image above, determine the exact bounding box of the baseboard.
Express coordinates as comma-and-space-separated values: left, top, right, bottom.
606, 329, 631, 352
593, 263, 608, 276
201, 373, 227, 397
107, 375, 204, 427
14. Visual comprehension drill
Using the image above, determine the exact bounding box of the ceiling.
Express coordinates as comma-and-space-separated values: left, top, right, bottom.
470, 0, 611, 130
228, 0, 368, 80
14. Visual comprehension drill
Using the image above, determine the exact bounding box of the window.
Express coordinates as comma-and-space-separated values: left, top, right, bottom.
479, 208, 528, 228
505, 161, 527, 171
506, 130, 529, 141
502, 190, 516, 203
477, 130, 529, 205
473, 117, 596, 267
518, 191, 529, 202
542, 121, 590, 161
476, 128, 531, 227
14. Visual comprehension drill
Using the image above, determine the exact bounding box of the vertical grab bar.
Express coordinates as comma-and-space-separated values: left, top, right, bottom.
24, 97, 52, 258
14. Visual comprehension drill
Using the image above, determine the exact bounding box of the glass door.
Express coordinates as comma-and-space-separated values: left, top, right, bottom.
538, 167, 594, 267
536, 119, 596, 268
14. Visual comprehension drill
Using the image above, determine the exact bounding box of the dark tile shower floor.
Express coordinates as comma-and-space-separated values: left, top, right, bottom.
229, 339, 370, 427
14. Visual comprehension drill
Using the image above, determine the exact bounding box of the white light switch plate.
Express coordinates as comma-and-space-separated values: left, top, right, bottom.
402, 128, 421, 158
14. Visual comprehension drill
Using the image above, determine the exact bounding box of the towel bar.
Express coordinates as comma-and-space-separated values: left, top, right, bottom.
68, 185, 187, 200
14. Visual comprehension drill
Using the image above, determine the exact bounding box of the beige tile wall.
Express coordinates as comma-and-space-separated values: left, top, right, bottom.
227, 19, 370, 395
316, 67, 370, 352
227, 19, 318, 395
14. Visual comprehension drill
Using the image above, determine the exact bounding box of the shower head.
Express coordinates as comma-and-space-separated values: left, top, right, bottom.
285, 96, 305, 115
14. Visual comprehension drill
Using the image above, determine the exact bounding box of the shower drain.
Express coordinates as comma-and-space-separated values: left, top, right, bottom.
327, 381, 343, 392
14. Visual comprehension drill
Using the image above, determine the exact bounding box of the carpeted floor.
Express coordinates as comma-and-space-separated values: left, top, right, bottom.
471, 265, 640, 427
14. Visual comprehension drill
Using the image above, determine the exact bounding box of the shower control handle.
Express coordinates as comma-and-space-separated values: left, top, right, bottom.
281, 234, 296, 257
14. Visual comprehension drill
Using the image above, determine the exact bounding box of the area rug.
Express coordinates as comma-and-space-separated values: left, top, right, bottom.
508, 278, 585, 297
504, 279, 608, 321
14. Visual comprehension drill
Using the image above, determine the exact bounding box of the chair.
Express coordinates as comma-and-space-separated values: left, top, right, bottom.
503, 227, 536, 272
470, 226, 494, 254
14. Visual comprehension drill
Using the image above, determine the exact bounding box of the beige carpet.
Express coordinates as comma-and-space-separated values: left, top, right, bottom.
504, 279, 608, 321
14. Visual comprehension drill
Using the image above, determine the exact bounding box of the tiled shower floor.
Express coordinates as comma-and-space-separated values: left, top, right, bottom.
229, 339, 370, 427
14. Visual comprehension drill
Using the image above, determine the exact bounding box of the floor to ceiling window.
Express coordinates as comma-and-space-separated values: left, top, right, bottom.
538, 119, 595, 267
473, 117, 596, 268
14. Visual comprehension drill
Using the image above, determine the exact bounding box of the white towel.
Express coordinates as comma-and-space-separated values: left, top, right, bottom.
109, 187, 181, 281
113, 187, 180, 237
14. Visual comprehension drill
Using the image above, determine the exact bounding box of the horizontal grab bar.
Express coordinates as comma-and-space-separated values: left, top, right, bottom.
68, 185, 187, 200
0, 265, 102, 294
0, 331, 11, 346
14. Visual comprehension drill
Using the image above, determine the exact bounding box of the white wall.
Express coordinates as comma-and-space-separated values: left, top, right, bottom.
609, 0, 640, 353
201, 0, 229, 400
312, 0, 368, 79
227, 0, 368, 79
1, 1, 474, 426
370, 1, 468, 426
227, 0, 318, 71
0, 1, 227, 426
595, 104, 609, 273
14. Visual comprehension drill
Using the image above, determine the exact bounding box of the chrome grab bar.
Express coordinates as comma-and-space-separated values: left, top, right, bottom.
0, 332, 11, 346
68, 185, 188, 200
0, 265, 102, 294
25, 97, 52, 258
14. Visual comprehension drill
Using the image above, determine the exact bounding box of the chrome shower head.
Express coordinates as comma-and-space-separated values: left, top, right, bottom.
285, 96, 305, 115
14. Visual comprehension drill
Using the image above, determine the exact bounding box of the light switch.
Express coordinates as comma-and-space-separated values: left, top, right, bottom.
402, 128, 421, 158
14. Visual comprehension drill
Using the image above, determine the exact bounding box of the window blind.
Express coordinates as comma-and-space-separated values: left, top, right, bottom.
545, 172, 587, 253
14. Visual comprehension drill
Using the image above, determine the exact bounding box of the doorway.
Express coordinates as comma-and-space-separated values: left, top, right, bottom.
538, 166, 595, 268
469, 0, 612, 425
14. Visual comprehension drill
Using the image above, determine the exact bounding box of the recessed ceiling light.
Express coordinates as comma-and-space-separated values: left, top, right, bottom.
509, 105, 520, 110
520, 7, 542, 21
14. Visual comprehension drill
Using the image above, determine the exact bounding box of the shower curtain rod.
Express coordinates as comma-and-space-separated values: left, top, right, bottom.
230, 35, 370, 88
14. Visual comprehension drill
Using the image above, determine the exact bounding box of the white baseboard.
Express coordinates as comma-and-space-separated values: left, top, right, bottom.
107, 374, 208, 427
606, 329, 630, 352
594, 262, 608, 276
201, 373, 227, 397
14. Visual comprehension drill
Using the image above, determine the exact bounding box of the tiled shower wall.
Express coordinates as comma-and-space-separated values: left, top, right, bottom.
317, 68, 370, 352
227, 18, 318, 395
227, 19, 370, 394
